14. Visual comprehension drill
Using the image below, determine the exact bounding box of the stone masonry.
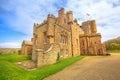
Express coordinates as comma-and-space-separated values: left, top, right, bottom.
21, 40, 32, 55
21, 8, 106, 67
0, 48, 21, 54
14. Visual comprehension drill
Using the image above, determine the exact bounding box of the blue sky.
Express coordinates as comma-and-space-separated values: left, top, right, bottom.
0, 0, 120, 48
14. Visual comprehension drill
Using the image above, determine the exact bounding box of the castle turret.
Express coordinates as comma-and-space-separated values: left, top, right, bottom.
57, 8, 66, 25
47, 14, 56, 37
90, 20, 97, 33
66, 11, 73, 23
47, 14, 56, 43
58, 7, 65, 18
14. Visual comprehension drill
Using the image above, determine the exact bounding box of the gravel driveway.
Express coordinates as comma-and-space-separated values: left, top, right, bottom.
44, 53, 120, 80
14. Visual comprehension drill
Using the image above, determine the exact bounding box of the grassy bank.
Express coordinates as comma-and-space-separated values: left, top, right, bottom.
0, 54, 84, 80
107, 50, 120, 53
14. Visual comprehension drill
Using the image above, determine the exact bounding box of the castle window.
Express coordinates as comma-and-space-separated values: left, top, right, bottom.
60, 35, 63, 43
34, 35, 38, 45
65, 37, 67, 44
76, 39, 78, 47
64, 19, 66, 23
66, 49, 68, 56
43, 31, 47, 43
95, 42, 96, 44
68, 16, 69, 20
60, 35, 68, 45
60, 49, 64, 57
82, 40, 84, 47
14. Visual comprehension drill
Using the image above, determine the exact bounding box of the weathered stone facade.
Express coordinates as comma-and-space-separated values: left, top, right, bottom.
21, 40, 32, 55
21, 8, 106, 67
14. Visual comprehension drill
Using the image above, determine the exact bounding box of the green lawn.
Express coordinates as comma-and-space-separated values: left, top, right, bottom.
0, 54, 84, 80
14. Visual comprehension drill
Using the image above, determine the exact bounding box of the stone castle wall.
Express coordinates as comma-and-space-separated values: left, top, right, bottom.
36, 43, 60, 67
0, 48, 21, 54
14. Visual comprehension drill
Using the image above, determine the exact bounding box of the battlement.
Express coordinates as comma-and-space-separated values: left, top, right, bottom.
48, 14, 56, 18
81, 20, 97, 34
66, 11, 73, 14
57, 8, 73, 26
58, 7, 65, 14
34, 23, 39, 27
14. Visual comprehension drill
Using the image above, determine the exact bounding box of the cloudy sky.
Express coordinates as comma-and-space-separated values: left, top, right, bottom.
0, 0, 120, 48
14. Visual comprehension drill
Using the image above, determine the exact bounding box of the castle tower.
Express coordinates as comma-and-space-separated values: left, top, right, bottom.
47, 14, 56, 43
58, 7, 66, 25
81, 21, 91, 34
90, 20, 97, 33
66, 11, 73, 23
58, 7, 65, 18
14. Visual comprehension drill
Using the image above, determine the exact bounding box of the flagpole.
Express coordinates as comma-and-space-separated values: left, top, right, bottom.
86, 13, 90, 21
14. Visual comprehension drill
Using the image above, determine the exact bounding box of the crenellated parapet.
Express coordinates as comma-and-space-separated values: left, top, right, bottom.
81, 20, 97, 34
48, 14, 56, 19
33, 23, 39, 34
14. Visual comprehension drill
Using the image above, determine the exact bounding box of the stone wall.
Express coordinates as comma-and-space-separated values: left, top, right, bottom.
71, 20, 84, 56
0, 48, 21, 54
54, 24, 72, 58
36, 43, 60, 67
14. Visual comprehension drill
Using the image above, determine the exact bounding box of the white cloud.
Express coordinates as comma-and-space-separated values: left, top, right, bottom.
0, 0, 120, 48
0, 0, 59, 35
65, 0, 120, 41
0, 42, 21, 48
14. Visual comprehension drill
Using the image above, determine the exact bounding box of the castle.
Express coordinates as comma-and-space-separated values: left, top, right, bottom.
21, 8, 106, 67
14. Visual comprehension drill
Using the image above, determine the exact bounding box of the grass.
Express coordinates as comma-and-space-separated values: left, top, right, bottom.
0, 54, 31, 62
107, 50, 120, 53
0, 54, 84, 80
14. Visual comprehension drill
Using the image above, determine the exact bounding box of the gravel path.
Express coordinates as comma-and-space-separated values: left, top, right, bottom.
44, 54, 120, 80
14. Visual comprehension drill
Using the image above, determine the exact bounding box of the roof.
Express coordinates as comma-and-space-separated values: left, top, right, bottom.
22, 40, 32, 45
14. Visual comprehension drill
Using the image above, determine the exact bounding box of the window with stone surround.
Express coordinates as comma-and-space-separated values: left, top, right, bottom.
43, 31, 47, 43
66, 49, 68, 56
76, 39, 78, 47
34, 34, 38, 45
60, 35, 68, 45
60, 49, 64, 57
64, 18, 66, 23
82, 39, 84, 47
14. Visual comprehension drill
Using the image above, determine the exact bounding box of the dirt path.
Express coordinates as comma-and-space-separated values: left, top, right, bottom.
44, 54, 120, 80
